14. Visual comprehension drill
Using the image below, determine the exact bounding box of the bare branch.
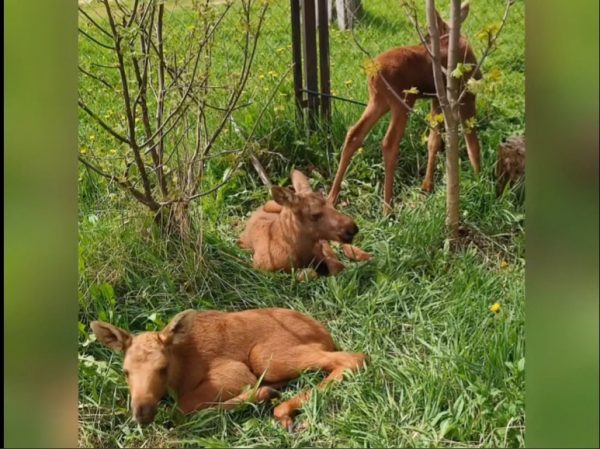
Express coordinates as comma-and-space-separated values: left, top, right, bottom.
426, 0, 452, 115
79, 28, 115, 50
400, 0, 434, 59
102, 0, 154, 202
457, 0, 514, 104
79, 156, 159, 210
154, 2, 168, 196
197, 0, 269, 163
79, 65, 114, 89
180, 65, 291, 204
78, 99, 130, 145
78, 7, 112, 38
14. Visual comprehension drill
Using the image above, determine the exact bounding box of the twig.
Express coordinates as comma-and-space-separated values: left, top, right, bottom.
79, 65, 114, 89
457, 0, 514, 104
78, 100, 130, 145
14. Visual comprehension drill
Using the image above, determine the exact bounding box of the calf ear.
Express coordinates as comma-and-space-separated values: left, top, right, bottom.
291, 170, 312, 193
459, 1, 470, 23
160, 309, 196, 345
271, 187, 299, 208
91, 321, 132, 352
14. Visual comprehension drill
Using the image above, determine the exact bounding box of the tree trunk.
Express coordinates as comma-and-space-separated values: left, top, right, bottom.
426, 0, 462, 240
331, 0, 363, 30
444, 118, 460, 237
444, 0, 463, 239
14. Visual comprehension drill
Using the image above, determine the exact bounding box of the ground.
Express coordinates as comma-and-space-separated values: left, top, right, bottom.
78, 0, 525, 447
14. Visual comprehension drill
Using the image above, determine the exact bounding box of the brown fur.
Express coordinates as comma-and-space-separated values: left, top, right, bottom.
496, 136, 525, 196
91, 308, 366, 430
238, 170, 371, 276
328, 1, 482, 213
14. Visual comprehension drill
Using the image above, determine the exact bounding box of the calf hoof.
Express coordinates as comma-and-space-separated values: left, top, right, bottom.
257, 386, 281, 402
342, 245, 372, 262
294, 420, 310, 433
274, 410, 294, 432
296, 268, 318, 282
421, 180, 434, 193
327, 260, 346, 275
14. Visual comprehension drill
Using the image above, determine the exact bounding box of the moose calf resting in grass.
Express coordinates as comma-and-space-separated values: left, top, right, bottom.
238, 170, 371, 277
328, 1, 481, 214
91, 308, 366, 430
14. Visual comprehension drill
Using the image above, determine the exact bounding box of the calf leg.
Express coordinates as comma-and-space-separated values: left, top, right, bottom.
382, 105, 410, 214
270, 349, 367, 430
422, 99, 444, 193
318, 241, 345, 275
178, 361, 276, 414
341, 243, 372, 261
460, 95, 481, 174
329, 100, 388, 205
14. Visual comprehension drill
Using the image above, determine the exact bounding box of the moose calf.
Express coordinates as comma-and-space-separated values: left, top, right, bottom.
329, 1, 481, 213
91, 308, 366, 430
496, 136, 525, 196
238, 170, 371, 276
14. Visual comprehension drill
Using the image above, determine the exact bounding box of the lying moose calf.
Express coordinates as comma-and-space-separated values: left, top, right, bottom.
238, 170, 371, 277
91, 308, 366, 430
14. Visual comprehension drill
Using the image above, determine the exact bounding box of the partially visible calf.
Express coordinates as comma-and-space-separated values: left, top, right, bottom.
496, 136, 525, 196
238, 170, 371, 276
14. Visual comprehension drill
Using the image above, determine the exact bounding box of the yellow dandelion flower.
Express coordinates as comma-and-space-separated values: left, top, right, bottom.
344, 79, 353, 86
258, 74, 265, 80
109, 149, 117, 155
487, 67, 503, 83
490, 303, 501, 314
403, 86, 420, 95
500, 260, 509, 269
362, 58, 381, 77
357, 147, 364, 154
89, 134, 95, 141
80, 147, 88, 155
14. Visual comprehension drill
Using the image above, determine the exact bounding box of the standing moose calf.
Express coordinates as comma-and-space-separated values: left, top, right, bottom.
238, 170, 371, 277
91, 308, 366, 430
329, 1, 481, 213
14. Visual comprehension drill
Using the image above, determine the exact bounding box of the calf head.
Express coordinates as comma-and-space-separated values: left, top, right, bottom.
272, 170, 359, 244
90, 310, 196, 425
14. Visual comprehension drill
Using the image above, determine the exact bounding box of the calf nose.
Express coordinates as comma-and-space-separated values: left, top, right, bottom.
341, 223, 359, 243
133, 403, 157, 425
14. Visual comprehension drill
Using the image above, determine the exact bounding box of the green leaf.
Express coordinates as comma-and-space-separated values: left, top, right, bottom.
439, 418, 455, 439
451, 63, 474, 79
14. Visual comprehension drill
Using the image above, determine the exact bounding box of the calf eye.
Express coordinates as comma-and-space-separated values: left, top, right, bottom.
311, 212, 323, 221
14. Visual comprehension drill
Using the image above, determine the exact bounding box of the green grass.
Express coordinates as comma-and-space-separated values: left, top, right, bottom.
78, 0, 525, 447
